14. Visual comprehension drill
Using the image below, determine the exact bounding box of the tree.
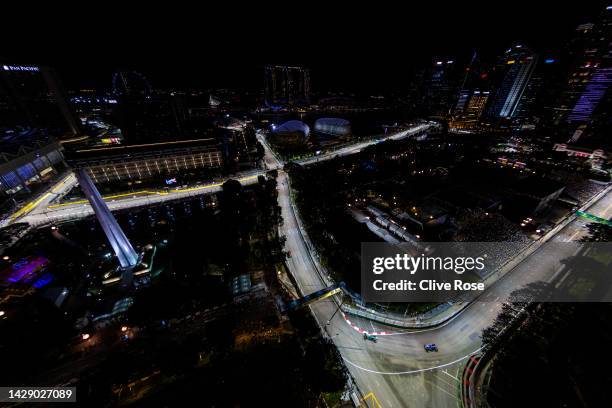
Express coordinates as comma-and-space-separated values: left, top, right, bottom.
581, 222, 612, 242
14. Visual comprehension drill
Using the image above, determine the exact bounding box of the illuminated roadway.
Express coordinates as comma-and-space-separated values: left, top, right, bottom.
0, 172, 78, 228
296, 124, 432, 166
271, 127, 612, 407
17, 171, 263, 227
9, 123, 431, 227
5, 122, 611, 406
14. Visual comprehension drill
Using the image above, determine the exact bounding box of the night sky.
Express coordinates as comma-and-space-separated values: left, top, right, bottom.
3, 2, 606, 93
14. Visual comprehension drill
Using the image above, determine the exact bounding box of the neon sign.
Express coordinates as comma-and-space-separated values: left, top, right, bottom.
3, 65, 39, 72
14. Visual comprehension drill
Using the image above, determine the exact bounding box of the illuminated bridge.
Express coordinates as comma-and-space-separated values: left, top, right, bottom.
75, 168, 139, 270
576, 210, 612, 227
288, 282, 351, 310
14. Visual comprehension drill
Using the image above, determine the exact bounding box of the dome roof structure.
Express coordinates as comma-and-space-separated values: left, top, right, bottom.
274, 120, 310, 138
314, 117, 351, 136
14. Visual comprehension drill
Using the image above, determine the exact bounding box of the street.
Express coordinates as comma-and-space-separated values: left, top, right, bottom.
275, 145, 612, 407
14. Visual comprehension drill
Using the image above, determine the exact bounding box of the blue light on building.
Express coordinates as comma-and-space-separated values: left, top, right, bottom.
567, 67, 612, 123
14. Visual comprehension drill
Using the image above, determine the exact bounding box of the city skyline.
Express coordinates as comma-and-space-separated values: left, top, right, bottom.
2, 2, 604, 92
1, 3, 611, 407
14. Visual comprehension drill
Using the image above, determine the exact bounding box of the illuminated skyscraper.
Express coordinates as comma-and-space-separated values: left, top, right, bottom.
552, 10, 611, 127
450, 52, 494, 129
264, 65, 310, 107
454, 52, 478, 115
450, 90, 490, 130
566, 68, 612, 123
485, 45, 538, 121
558, 7, 612, 142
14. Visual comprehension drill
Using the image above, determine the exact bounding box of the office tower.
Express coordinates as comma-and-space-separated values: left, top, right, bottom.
512, 73, 542, 129
263, 65, 310, 107
454, 53, 476, 114
512, 56, 564, 129
552, 7, 612, 128
561, 7, 612, 143
423, 58, 461, 118
466, 91, 489, 117
516, 56, 566, 128
0, 64, 81, 137
450, 90, 490, 130
450, 53, 492, 129
454, 89, 472, 114
485, 45, 538, 121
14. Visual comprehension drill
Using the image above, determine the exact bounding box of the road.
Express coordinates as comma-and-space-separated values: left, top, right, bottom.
296, 124, 432, 166
278, 169, 467, 407
0, 172, 77, 228
273, 132, 612, 407
7, 123, 430, 227
19, 172, 262, 227
5, 121, 609, 406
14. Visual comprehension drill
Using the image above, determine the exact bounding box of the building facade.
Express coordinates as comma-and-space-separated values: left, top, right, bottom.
67, 139, 223, 184
264, 65, 310, 107
485, 45, 538, 121
0, 133, 65, 196
450, 90, 490, 130
423, 58, 461, 118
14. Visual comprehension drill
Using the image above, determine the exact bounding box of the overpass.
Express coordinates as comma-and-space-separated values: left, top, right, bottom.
286, 283, 344, 311
7, 123, 432, 227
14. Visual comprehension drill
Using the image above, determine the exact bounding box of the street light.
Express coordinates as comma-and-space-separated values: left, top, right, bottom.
81, 333, 91, 340
0, 311, 5, 317
121, 326, 128, 332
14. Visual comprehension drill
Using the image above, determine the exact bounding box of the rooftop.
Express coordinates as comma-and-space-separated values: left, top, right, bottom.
0, 129, 60, 165
65, 137, 221, 166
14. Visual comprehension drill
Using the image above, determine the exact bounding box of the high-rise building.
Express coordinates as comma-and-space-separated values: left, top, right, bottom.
514, 55, 566, 129
450, 90, 490, 130
263, 65, 310, 107
551, 11, 611, 128
423, 58, 461, 118
484, 45, 538, 122
512, 75, 543, 129
450, 53, 493, 129
560, 7, 612, 143
0, 64, 81, 137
